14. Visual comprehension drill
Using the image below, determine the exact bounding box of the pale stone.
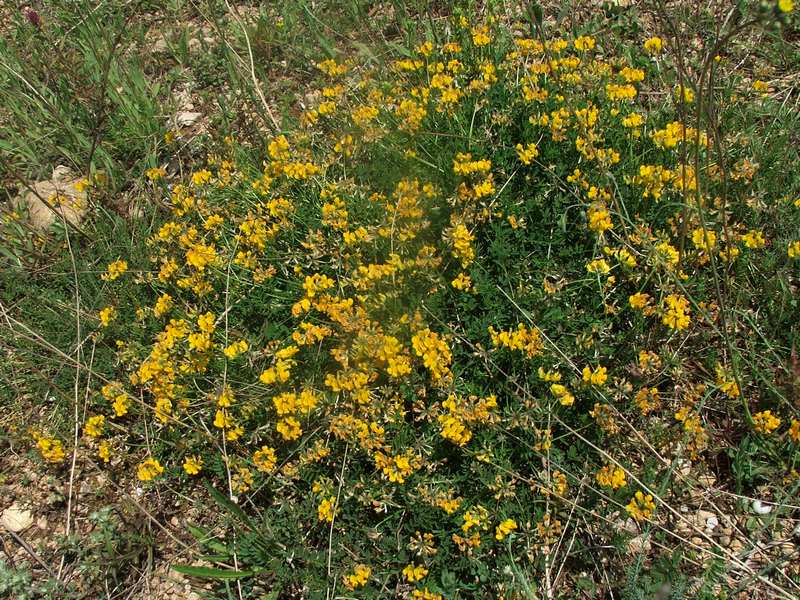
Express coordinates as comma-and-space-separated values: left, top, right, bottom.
1, 503, 34, 532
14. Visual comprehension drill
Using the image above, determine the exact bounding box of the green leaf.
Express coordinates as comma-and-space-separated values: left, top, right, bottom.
171, 565, 253, 580
205, 482, 255, 529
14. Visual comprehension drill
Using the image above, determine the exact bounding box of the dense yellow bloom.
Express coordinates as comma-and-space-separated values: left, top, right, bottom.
495, 518, 517, 540
37, 437, 65, 463
691, 228, 717, 252
629, 292, 651, 310
662, 294, 691, 330
451, 272, 472, 291
588, 204, 613, 233
626, 491, 655, 521
98, 442, 111, 463
586, 258, 610, 274
343, 564, 371, 590
789, 419, 800, 443
779, 0, 794, 13
788, 241, 800, 258
185, 242, 218, 271
488, 324, 543, 358
183, 455, 203, 475
153, 293, 173, 318
412, 589, 443, 600
137, 458, 165, 481
515, 143, 539, 165
191, 169, 212, 186
83, 415, 105, 438
223, 339, 248, 359
742, 230, 766, 249
471, 25, 491, 46
145, 167, 166, 181
753, 410, 781, 434
596, 465, 627, 489
549, 383, 574, 406
102, 259, 128, 281
643, 37, 664, 54
99, 305, 117, 327
253, 445, 277, 472
403, 564, 429, 582
277, 416, 302, 441
412, 328, 452, 382
573, 35, 595, 51
582, 365, 608, 386
318, 496, 336, 522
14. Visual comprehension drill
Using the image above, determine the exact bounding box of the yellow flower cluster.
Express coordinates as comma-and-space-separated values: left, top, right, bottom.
488, 324, 544, 358
626, 491, 656, 521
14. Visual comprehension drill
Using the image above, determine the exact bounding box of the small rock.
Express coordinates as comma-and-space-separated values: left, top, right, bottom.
719, 535, 731, 547
627, 534, 652, 553
690, 536, 704, 547
1, 503, 34, 532
176, 111, 202, 127
752, 499, 772, 515
706, 516, 719, 531
15, 166, 89, 231
697, 473, 716, 487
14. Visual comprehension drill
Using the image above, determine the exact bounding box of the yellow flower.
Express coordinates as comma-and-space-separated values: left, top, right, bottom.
596, 465, 627, 490
451, 272, 472, 291
788, 240, 800, 258
582, 365, 608, 386
753, 410, 781, 434
715, 363, 739, 398
98, 442, 111, 463
413, 589, 443, 600
183, 455, 203, 475
629, 292, 650, 310
137, 458, 165, 482
586, 258, 610, 274
626, 491, 655, 521
643, 37, 664, 54
253, 445, 277, 472
145, 167, 166, 181
191, 169, 212, 186
779, 0, 794, 13
691, 228, 717, 252
471, 25, 491, 46
277, 416, 302, 441
99, 306, 117, 327
83, 415, 105, 438
343, 564, 371, 589
573, 35, 595, 52
223, 339, 249, 359
674, 84, 695, 104
789, 419, 800, 443
102, 259, 128, 281
662, 294, 691, 330
37, 437, 65, 463
741, 230, 766, 249
318, 496, 336, 522
153, 293, 173, 318
403, 564, 429, 582
495, 518, 517, 540
515, 143, 539, 165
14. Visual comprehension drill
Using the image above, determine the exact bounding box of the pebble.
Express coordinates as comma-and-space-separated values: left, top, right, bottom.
1, 503, 34, 532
